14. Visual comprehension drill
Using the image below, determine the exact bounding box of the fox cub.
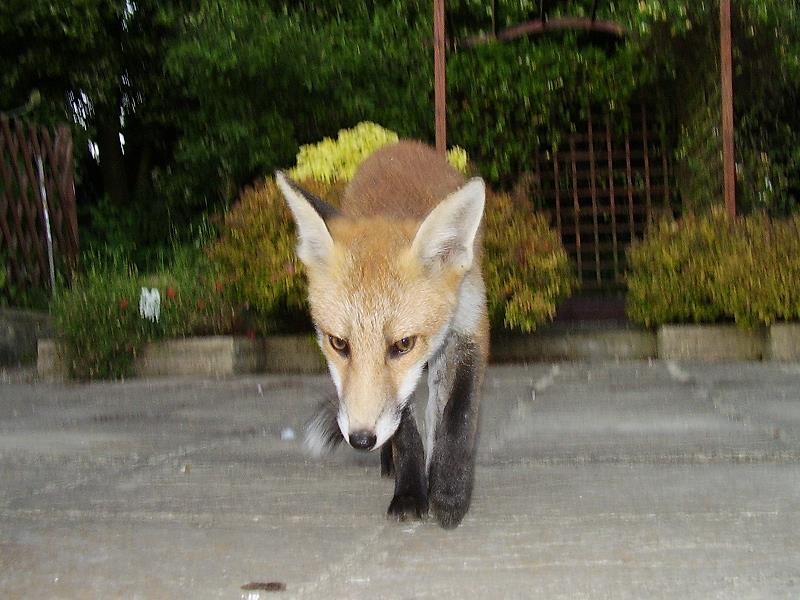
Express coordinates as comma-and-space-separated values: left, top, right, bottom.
276, 140, 489, 528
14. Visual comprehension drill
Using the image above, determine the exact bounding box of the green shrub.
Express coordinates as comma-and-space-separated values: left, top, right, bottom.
289, 121, 469, 183
484, 191, 576, 332
211, 125, 575, 334
626, 210, 729, 327
140, 249, 234, 338
713, 214, 800, 326
627, 211, 800, 327
289, 122, 400, 183
208, 178, 331, 334
51, 250, 234, 379
51, 255, 145, 380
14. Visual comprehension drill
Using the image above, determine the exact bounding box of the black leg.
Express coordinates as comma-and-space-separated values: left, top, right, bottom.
428, 336, 482, 529
380, 443, 394, 477
386, 406, 428, 521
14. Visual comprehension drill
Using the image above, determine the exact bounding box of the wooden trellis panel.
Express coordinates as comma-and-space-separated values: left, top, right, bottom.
531, 106, 673, 290
0, 117, 78, 295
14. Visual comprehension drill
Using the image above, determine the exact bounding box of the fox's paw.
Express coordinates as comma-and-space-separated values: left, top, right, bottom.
429, 488, 469, 529
428, 463, 473, 529
387, 492, 428, 521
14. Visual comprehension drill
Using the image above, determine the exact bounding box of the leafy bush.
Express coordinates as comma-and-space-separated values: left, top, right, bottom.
51, 257, 144, 380
483, 191, 576, 331
51, 250, 233, 379
289, 121, 469, 183
626, 211, 800, 327
290, 122, 400, 183
211, 124, 576, 333
713, 214, 800, 326
626, 211, 728, 327
208, 178, 333, 334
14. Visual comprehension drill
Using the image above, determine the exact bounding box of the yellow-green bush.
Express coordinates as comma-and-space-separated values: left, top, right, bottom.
713, 214, 800, 326
289, 121, 469, 182
211, 180, 575, 333
289, 122, 399, 183
627, 210, 800, 327
483, 191, 576, 332
211, 123, 575, 333
209, 178, 344, 332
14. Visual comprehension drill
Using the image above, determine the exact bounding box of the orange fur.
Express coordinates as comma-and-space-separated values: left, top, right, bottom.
280, 140, 488, 443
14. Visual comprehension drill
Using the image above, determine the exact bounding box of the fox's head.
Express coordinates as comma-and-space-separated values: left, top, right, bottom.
276, 172, 485, 453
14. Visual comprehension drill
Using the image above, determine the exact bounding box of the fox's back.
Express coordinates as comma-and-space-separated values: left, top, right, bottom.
342, 140, 465, 220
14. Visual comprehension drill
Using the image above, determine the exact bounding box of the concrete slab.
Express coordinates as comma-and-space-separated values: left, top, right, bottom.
1, 362, 799, 598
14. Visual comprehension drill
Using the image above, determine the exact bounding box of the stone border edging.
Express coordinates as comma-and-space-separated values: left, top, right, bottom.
491, 324, 656, 362
37, 334, 327, 381
658, 323, 800, 362
36, 323, 800, 380
1, 308, 52, 366
657, 324, 766, 361
765, 323, 800, 361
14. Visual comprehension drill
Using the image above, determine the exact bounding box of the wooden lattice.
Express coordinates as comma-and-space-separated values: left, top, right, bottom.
529, 106, 673, 290
0, 117, 78, 296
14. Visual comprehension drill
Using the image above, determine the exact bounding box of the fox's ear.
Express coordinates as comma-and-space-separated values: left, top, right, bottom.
275, 171, 340, 266
411, 177, 485, 273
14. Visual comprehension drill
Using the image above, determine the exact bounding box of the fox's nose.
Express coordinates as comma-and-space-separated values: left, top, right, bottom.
349, 430, 377, 451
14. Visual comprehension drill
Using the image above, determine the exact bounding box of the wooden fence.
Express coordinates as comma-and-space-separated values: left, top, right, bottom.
528, 106, 673, 290
0, 117, 78, 296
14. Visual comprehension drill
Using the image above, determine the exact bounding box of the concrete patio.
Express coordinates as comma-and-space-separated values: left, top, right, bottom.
1, 361, 799, 598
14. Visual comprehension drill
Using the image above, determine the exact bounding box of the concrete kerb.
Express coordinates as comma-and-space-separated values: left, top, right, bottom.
135, 337, 264, 377
37, 335, 327, 381
658, 324, 767, 361
36, 323, 800, 380
492, 322, 657, 362
766, 323, 800, 361
0, 308, 52, 366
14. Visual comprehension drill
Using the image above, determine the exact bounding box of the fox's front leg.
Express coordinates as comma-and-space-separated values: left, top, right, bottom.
426, 333, 485, 529
380, 443, 394, 477
386, 405, 428, 520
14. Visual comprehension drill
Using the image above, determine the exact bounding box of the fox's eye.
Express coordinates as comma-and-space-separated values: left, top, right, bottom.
328, 335, 349, 356
390, 336, 416, 357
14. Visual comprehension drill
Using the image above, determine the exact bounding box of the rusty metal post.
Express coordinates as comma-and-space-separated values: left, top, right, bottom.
433, 0, 447, 155
720, 0, 736, 217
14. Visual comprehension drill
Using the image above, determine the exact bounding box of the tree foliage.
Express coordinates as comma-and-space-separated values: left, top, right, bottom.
160, 0, 433, 215
446, 0, 800, 215
209, 123, 576, 334
2, 0, 800, 263
0, 0, 189, 260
